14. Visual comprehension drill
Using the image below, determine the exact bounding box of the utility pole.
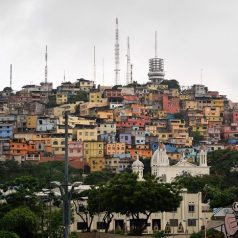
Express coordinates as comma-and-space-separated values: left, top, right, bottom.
64, 111, 70, 238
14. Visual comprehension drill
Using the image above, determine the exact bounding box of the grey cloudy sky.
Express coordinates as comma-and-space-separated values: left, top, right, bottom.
1, 0, 238, 101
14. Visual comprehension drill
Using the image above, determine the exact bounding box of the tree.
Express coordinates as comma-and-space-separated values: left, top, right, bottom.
161, 79, 180, 90
190, 131, 204, 146
1, 207, 37, 238
0, 231, 20, 238
73, 190, 94, 232
83, 169, 115, 185
90, 173, 182, 235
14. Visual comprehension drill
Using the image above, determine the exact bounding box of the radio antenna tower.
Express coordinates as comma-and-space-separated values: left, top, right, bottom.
102, 59, 105, 86
10, 64, 12, 89
93, 46, 96, 85
155, 31, 158, 58
126, 36, 131, 85
45, 45, 48, 83
114, 18, 120, 85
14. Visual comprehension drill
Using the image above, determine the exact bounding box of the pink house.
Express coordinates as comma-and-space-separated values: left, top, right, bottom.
68, 141, 84, 169
232, 111, 238, 124
162, 95, 180, 114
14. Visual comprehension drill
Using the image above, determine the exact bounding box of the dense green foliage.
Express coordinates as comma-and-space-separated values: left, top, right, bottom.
175, 149, 238, 208
0, 160, 83, 185
68, 90, 88, 103
83, 169, 115, 185
0, 231, 20, 238
1, 207, 37, 238
161, 79, 180, 90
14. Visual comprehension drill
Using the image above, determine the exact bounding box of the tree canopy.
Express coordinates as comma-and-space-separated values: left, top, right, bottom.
1, 207, 37, 238
87, 173, 182, 235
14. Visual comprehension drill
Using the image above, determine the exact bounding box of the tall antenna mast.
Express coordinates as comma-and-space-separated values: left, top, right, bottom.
102, 59, 105, 86
131, 64, 133, 84
114, 18, 120, 85
64, 70, 66, 82
155, 31, 158, 58
126, 36, 131, 85
93, 46, 96, 85
10, 64, 12, 89
45, 45, 48, 83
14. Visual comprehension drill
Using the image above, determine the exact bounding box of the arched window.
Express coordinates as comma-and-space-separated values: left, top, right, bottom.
53, 141, 58, 145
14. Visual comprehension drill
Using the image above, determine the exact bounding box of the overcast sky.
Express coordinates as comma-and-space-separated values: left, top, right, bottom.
1, 0, 238, 101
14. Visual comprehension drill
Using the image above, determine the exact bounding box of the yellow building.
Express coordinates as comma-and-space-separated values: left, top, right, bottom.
145, 125, 157, 136
78, 79, 94, 91
169, 119, 192, 147
83, 141, 104, 162
58, 116, 96, 127
26, 115, 37, 130
53, 102, 82, 116
89, 90, 102, 103
180, 94, 192, 100
76, 126, 97, 142
80, 101, 108, 117
203, 107, 222, 122
211, 99, 224, 112
56, 93, 68, 105
182, 100, 198, 110
197, 99, 212, 110
88, 157, 106, 172
158, 132, 171, 143
96, 110, 114, 121
157, 111, 167, 119
191, 125, 208, 138
51, 134, 72, 155
105, 142, 126, 155
169, 119, 188, 136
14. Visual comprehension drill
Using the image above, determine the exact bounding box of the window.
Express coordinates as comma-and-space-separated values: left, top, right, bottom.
188, 219, 196, 227
169, 219, 178, 227
77, 222, 87, 230
188, 204, 195, 212
97, 222, 106, 229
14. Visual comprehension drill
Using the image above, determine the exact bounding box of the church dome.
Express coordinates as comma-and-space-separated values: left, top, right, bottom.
132, 157, 144, 169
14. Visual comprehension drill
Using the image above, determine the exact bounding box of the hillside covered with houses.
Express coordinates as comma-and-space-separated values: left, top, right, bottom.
0, 78, 238, 173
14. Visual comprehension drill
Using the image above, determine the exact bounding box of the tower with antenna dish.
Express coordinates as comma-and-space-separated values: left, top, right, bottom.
148, 31, 165, 84
114, 18, 120, 85
126, 37, 132, 85
45, 45, 48, 83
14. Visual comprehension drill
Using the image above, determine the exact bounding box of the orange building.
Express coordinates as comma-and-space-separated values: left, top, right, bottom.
105, 142, 126, 155
9, 139, 37, 156
88, 157, 106, 172
127, 147, 152, 159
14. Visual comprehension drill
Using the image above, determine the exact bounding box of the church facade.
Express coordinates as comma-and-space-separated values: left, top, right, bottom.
150, 143, 210, 183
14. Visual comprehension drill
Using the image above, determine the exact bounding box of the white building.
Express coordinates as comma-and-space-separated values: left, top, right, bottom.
72, 190, 212, 235
151, 143, 210, 183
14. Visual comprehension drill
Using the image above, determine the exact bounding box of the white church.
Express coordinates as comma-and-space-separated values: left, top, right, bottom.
132, 143, 210, 182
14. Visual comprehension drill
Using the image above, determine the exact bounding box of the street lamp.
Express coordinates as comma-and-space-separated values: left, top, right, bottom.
51, 181, 82, 238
